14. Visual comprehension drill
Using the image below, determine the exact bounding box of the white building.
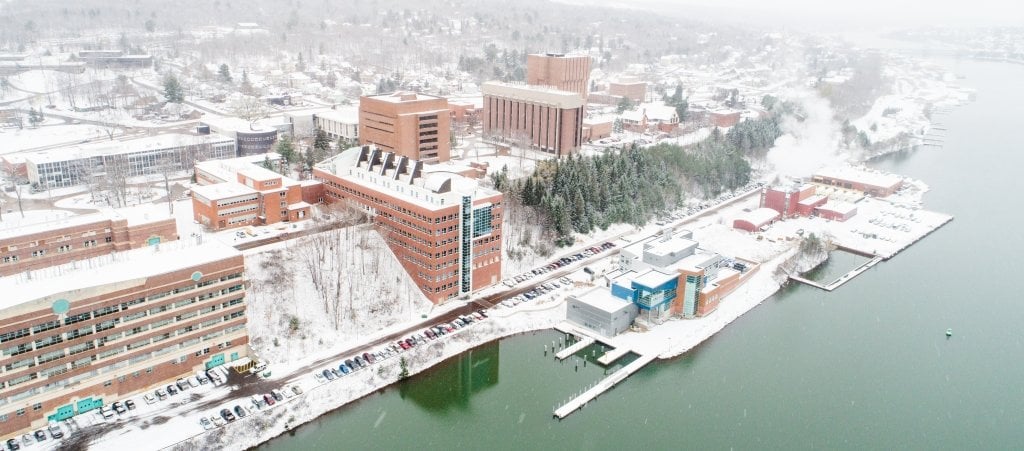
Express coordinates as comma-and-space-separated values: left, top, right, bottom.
23, 134, 235, 189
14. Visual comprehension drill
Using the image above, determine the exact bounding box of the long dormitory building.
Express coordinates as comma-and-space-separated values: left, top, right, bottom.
0, 241, 249, 434
313, 146, 503, 304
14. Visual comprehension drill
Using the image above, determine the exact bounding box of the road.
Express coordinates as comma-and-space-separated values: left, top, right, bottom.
86, 185, 764, 442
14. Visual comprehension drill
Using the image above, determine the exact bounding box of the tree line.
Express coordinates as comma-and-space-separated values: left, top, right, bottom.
494, 138, 752, 245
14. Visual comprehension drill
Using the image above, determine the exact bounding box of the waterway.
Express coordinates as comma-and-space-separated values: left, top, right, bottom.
263, 57, 1024, 450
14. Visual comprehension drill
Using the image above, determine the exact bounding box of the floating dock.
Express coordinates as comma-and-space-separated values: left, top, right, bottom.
555, 337, 595, 360
597, 347, 631, 365
789, 256, 882, 291
554, 353, 657, 419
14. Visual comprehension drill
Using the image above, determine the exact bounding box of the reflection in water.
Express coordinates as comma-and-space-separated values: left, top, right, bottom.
401, 343, 500, 412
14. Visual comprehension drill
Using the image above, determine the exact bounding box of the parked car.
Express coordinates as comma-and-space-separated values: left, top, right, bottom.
263, 394, 275, 406
112, 402, 126, 414
345, 359, 356, 370
234, 405, 247, 418
155, 388, 167, 400
322, 369, 335, 381
20, 434, 31, 447
47, 424, 63, 439
196, 372, 210, 385
200, 417, 213, 430
271, 389, 284, 401
176, 379, 189, 391
251, 395, 267, 410
339, 363, 350, 374
100, 407, 114, 420
7, 438, 20, 450
291, 385, 303, 396
125, 399, 136, 410
166, 385, 178, 396
212, 416, 226, 427
220, 408, 235, 422
187, 376, 200, 388
33, 431, 45, 442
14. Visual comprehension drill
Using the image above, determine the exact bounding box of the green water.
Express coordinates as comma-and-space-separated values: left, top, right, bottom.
264, 58, 1024, 450
803, 250, 871, 284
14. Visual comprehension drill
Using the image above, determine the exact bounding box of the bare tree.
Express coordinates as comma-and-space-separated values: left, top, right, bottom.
1, 165, 27, 219
104, 156, 131, 208
231, 95, 269, 130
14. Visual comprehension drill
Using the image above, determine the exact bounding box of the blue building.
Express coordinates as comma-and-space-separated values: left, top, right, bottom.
610, 268, 678, 322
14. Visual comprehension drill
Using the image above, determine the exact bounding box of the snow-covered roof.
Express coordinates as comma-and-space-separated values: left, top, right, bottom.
798, 194, 828, 206
736, 207, 780, 227
195, 154, 283, 184
0, 205, 173, 241
639, 102, 678, 122
191, 182, 258, 201
314, 107, 359, 124
814, 166, 903, 189
21, 133, 234, 165
315, 146, 499, 211
631, 268, 677, 289
571, 287, 635, 314
0, 240, 240, 312
481, 82, 584, 109
819, 201, 858, 215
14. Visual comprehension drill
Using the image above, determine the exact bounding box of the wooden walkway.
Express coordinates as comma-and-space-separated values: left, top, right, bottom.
789, 256, 883, 291
554, 353, 657, 419
597, 347, 631, 365
555, 337, 595, 360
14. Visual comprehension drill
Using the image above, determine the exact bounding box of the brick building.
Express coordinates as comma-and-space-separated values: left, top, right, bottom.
481, 82, 585, 157
313, 146, 503, 304
192, 155, 319, 231
358, 92, 451, 163
0, 209, 178, 278
608, 77, 647, 102
812, 166, 903, 197
526, 53, 592, 99
0, 240, 248, 434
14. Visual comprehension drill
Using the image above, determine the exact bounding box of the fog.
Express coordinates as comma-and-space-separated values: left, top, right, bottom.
593, 0, 1024, 31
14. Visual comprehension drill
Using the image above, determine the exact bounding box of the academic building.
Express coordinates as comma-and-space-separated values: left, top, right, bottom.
481, 82, 585, 157
313, 146, 503, 304
191, 154, 321, 231
526, 53, 592, 99
0, 240, 249, 434
358, 92, 452, 163
0, 208, 178, 278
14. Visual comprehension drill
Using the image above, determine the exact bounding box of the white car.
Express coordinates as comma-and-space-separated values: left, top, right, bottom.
212, 415, 226, 427
144, 393, 156, 405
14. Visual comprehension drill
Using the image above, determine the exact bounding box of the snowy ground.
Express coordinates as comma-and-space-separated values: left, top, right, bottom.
0, 124, 124, 154
243, 224, 434, 369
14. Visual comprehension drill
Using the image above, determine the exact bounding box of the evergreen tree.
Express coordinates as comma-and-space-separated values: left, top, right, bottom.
616, 97, 634, 114
275, 135, 296, 166
313, 129, 331, 158
261, 156, 276, 173
296, 53, 306, 72
240, 69, 253, 94
162, 74, 184, 103
218, 63, 232, 83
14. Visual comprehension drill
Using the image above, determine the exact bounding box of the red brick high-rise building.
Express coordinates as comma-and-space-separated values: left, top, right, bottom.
526, 53, 592, 99
313, 146, 503, 304
481, 82, 585, 157
358, 92, 451, 163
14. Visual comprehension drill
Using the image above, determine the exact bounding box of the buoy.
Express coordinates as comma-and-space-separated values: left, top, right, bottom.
946, 328, 953, 337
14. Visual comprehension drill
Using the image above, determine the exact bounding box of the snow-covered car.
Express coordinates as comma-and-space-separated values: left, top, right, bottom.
200, 417, 214, 430
144, 394, 156, 405
211, 416, 225, 427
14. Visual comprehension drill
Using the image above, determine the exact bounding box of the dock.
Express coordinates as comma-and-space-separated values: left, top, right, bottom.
554, 353, 657, 419
597, 347, 631, 365
789, 256, 883, 291
555, 337, 595, 360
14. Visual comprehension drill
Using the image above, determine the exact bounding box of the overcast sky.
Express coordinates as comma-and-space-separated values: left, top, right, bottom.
602, 0, 1023, 31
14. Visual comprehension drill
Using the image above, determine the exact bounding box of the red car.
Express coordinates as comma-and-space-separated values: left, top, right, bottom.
263, 393, 275, 406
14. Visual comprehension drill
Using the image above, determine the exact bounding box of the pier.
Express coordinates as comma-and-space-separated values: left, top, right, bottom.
597, 347, 631, 365
789, 256, 883, 291
555, 337, 595, 360
553, 353, 657, 419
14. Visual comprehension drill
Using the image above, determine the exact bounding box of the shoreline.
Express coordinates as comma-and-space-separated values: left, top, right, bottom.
165, 245, 823, 451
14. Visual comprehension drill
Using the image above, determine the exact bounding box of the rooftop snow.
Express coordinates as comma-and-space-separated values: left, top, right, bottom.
571, 287, 636, 314
736, 207, 780, 227
0, 205, 173, 241
191, 182, 258, 201
814, 166, 903, 189
313, 107, 359, 123
630, 268, 678, 289
21, 133, 234, 164
0, 239, 240, 311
